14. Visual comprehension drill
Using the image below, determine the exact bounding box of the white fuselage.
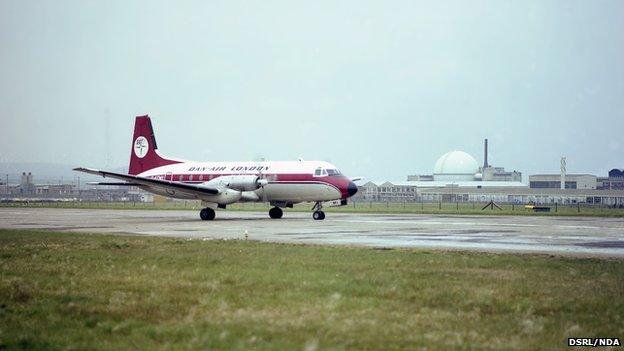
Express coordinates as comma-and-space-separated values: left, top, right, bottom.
137, 160, 348, 204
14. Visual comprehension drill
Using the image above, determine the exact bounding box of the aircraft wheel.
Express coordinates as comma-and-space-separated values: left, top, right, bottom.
269, 207, 283, 219
313, 210, 325, 220
200, 208, 215, 220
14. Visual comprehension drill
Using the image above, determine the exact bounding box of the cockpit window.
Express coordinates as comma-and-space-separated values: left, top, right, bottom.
314, 167, 329, 177
326, 169, 341, 176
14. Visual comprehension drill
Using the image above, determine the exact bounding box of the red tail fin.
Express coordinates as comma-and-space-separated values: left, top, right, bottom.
128, 115, 180, 175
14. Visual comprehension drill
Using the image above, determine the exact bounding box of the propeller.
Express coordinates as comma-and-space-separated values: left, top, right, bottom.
256, 157, 269, 204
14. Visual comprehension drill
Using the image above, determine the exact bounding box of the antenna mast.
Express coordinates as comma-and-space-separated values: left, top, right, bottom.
560, 157, 566, 189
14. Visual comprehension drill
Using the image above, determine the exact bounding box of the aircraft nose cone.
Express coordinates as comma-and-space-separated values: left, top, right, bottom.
347, 182, 358, 197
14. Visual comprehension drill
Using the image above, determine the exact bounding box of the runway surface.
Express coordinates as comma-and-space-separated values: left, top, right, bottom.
1, 208, 624, 257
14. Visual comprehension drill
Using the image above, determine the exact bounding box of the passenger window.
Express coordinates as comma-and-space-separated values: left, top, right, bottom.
314, 168, 323, 176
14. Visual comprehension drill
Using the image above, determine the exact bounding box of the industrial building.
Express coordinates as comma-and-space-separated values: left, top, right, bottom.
529, 174, 597, 190
354, 140, 624, 205
358, 181, 419, 202
418, 186, 624, 206
356, 139, 528, 202
597, 169, 624, 190
527, 169, 624, 191
406, 139, 523, 186
0, 172, 144, 202
0, 172, 70, 197
355, 180, 624, 206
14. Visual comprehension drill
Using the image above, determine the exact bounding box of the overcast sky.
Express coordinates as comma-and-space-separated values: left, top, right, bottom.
1, 0, 623, 180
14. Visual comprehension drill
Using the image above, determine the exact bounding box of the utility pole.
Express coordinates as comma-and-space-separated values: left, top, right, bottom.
105, 109, 112, 169
450, 181, 454, 204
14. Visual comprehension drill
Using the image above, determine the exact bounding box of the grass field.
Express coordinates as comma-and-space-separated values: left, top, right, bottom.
2, 200, 624, 217
1, 230, 623, 350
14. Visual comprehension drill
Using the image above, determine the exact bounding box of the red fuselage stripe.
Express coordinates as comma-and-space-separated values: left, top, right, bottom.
144, 173, 352, 198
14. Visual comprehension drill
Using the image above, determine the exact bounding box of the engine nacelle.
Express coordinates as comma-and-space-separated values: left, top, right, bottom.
204, 175, 268, 192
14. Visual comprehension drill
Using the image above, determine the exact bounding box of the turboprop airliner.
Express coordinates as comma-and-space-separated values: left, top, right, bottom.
74, 115, 358, 220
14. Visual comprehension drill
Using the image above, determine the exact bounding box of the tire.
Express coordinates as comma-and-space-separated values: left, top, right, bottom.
313, 210, 325, 220
200, 208, 215, 220
269, 207, 283, 219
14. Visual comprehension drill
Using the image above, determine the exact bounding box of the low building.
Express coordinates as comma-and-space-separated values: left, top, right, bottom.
0, 172, 145, 202
482, 167, 522, 182
35, 184, 75, 196
354, 181, 624, 206
418, 186, 624, 206
357, 181, 418, 202
529, 174, 597, 190
77, 188, 144, 202
597, 169, 624, 190
354, 180, 526, 203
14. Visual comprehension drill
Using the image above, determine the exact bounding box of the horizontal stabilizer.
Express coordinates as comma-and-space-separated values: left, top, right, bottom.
87, 182, 140, 186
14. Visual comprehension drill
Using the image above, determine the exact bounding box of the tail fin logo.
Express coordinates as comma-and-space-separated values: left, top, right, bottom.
134, 136, 149, 158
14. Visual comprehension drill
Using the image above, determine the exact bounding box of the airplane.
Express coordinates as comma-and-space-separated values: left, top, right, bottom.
74, 115, 358, 220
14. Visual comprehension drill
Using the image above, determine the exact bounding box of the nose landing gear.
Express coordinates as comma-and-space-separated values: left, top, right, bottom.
312, 202, 325, 220
199, 207, 216, 220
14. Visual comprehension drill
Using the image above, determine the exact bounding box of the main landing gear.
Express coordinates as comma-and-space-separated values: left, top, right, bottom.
200, 203, 326, 221
199, 207, 215, 221
312, 201, 325, 220
269, 207, 283, 219
313, 211, 325, 220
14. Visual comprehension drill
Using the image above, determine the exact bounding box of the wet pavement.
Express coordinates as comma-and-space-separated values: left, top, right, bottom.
1, 208, 623, 257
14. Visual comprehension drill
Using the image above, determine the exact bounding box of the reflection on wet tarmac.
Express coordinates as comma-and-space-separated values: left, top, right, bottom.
1, 208, 623, 257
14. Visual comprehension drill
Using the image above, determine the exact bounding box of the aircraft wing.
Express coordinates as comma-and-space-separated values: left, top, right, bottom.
74, 167, 220, 195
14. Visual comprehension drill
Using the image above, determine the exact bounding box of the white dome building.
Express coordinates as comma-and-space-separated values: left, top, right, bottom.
433, 151, 479, 181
